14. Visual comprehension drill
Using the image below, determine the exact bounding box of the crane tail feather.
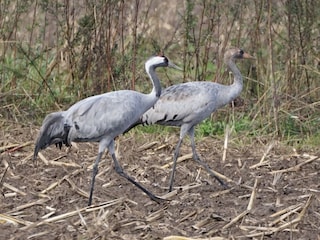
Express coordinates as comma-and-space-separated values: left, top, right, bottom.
33, 112, 69, 160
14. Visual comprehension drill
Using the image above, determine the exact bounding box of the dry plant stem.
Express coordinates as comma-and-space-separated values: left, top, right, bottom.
209, 188, 233, 198
243, 195, 313, 237
250, 141, 275, 169
137, 141, 160, 151
1, 159, 14, 177
0, 213, 33, 226
271, 155, 319, 174
6, 198, 49, 214
164, 237, 226, 240
222, 210, 250, 230
20, 198, 126, 230
161, 153, 193, 169
0, 144, 19, 153
145, 206, 168, 222
269, 204, 303, 227
41, 169, 83, 194
64, 177, 89, 198
247, 178, 258, 211
160, 182, 203, 199
269, 203, 303, 218
178, 210, 198, 223
36, 152, 81, 168
3, 182, 26, 196
222, 124, 233, 163
7, 141, 33, 153
221, 178, 258, 230
0, 166, 8, 186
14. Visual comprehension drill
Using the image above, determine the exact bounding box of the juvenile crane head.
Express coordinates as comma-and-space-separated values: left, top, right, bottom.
224, 48, 255, 62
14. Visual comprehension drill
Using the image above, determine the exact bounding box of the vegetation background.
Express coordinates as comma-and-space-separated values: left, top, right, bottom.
0, 0, 319, 147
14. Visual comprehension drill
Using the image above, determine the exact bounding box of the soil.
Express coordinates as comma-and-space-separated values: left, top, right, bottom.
1, 123, 320, 239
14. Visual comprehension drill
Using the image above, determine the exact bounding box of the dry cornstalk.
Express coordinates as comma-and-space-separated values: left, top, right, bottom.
160, 182, 203, 199
247, 178, 258, 211
240, 225, 278, 232
4, 141, 33, 153
209, 188, 233, 198
2, 182, 26, 196
6, 198, 49, 214
192, 216, 212, 230
0, 144, 19, 153
164, 237, 226, 240
245, 195, 313, 237
0, 213, 33, 226
222, 210, 250, 229
222, 124, 233, 163
38, 152, 49, 165
0, 166, 8, 186
269, 203, 303, 218
21, 198, 125, 230
138, 141, 160, 151
48, 160, 81, 168
271, 156, 319, 174
21, 153, 34, 164
249, 141, 275, 169
1, 159, 14, 177
269, 204, 303, 227
41, 169, 83, 194
145, 206, 168, 222
64, 177, 89, 198
161, 153, 193, 169
178, 210, 198, 223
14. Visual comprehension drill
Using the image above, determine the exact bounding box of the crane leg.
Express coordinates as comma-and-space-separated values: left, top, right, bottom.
111, 153, 165, 204
168, 138, 183, 192
88, 152, 103, 206
190, 136, 227, 188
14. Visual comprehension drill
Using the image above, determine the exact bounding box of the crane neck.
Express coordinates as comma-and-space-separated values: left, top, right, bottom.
216, 57, 244, 107
145, 64, 161, 98
225, 58, 243, 87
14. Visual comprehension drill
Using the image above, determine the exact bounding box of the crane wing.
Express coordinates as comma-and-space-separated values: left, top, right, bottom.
66, 91, 148, 142
142, 82, 219, 127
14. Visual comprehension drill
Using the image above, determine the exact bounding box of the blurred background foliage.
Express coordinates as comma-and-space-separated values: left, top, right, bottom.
0, 0, 319, 145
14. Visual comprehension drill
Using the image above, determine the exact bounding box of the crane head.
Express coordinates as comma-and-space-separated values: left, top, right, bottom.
225, 48, 255, 61
147, 54, 182, 71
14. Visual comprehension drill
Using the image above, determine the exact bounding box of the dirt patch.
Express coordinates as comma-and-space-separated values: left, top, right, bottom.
1, 123, 320, 239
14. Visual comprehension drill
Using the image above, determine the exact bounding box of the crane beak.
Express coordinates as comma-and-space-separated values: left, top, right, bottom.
243, 53, 255, 59
168, 61, 183, 71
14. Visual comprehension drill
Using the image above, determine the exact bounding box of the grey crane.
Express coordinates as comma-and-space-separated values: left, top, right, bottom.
125, 48, 254, 192
33, 54, 181, 206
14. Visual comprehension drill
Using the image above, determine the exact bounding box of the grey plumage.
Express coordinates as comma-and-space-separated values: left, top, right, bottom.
34, 55, 181, 206
126, 48, 254, 191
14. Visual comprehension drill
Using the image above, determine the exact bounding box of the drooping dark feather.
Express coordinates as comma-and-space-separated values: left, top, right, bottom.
33, 112, 70, 160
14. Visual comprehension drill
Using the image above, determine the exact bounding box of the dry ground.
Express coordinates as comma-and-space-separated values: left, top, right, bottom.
1, 122, 320, 239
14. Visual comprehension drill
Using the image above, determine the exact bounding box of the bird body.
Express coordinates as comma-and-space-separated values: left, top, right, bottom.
127, 48, 254, 191
34, 55, 181, 205
140, 81, 242, 128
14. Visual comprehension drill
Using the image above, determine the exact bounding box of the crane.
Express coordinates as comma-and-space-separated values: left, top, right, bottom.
33, 54, 181, 206
125, 48, 254, 192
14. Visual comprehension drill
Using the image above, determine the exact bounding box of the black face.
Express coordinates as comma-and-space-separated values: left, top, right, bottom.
234, 49, 244, 59
154, 53, 168, 65
163, 56, 169, 64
